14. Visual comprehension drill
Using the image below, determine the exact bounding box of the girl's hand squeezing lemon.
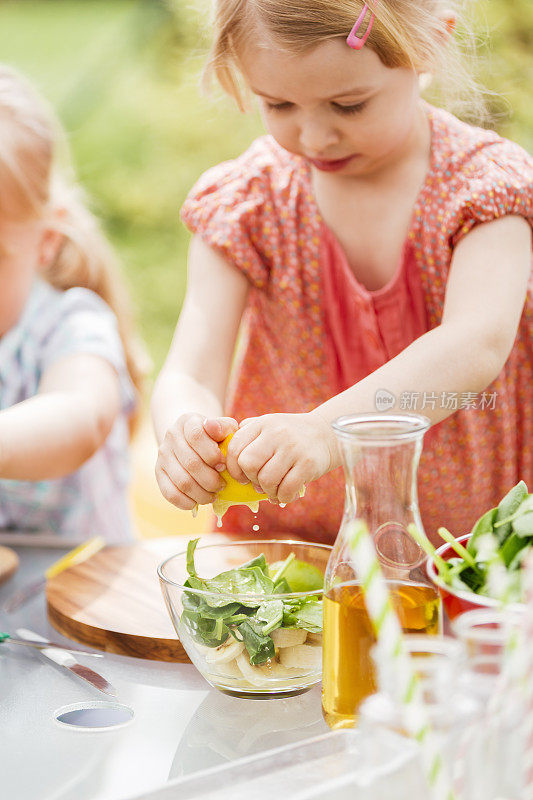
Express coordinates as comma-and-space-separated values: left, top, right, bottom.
155, 413, 239, 512
225, 411, 337, 505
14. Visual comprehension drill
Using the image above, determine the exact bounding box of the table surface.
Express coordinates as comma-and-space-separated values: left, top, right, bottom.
0, 539, 329, 800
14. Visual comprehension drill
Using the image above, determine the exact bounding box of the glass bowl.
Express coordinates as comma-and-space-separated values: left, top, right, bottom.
426, 534, 524, 620
158, 539, 331, 698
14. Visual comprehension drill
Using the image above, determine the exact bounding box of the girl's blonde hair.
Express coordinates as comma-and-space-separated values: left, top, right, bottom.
205, 0, 486, 121
0, 65, 147, 428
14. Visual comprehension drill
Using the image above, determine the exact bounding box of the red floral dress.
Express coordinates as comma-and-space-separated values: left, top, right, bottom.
181, 105, 533, 545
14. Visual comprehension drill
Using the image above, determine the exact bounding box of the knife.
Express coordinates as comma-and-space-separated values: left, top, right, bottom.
39, 648, 117, 696
16, 629, 117, 696
0, 631, 103, 657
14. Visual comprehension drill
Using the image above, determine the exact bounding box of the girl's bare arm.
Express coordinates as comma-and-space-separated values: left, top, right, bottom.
151, 236, 249, 443
0, 353, 122, 480
151, 236, 249, 509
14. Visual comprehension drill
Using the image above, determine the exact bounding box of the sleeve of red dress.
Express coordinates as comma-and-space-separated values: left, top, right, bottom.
448, 140, 533, 248
180, 142, 274, 289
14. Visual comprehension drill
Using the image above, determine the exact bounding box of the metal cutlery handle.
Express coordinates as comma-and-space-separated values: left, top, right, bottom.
16, 628, 117, 697
0, 632, 103, 657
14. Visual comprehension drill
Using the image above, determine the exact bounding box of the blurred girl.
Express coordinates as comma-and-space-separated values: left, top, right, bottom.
153, 1, 532, 543
0, 65, 145, 541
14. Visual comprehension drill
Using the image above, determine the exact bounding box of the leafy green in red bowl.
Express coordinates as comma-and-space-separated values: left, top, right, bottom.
413, 482, 531, 615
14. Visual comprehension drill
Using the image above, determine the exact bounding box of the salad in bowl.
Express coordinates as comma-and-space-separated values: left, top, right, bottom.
158, 539, 330, 697
415, 481, 531, 618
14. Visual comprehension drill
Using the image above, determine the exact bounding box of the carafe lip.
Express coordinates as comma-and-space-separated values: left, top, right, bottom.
332, 412, 430, 442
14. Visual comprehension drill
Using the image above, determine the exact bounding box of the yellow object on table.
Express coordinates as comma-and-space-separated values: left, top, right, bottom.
45, 536, 105, 580
3, 536, 106, 613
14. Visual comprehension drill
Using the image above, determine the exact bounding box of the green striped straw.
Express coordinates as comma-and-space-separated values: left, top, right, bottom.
476, 531, 521, 710
474, 530, 531, 795
522, 553, 533, 798
348, 519, 455, 800
487, 537, 531, 797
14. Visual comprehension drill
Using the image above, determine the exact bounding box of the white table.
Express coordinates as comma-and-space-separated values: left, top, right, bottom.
0, 542, 328, 800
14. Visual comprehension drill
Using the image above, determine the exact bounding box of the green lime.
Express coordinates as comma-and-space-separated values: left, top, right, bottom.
269, 559, 324, 592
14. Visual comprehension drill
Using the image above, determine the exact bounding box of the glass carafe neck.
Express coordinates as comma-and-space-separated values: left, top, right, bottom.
330, 413, 430, 583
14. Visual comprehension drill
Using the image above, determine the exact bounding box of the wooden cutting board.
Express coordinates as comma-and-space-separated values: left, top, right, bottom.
0, 546, 19, 584
46, 533, 283, 663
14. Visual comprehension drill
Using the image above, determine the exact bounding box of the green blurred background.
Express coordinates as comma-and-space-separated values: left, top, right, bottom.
1, 0, 531, 374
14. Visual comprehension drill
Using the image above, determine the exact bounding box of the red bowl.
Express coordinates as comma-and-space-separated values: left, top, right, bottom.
426, 533, 503, 621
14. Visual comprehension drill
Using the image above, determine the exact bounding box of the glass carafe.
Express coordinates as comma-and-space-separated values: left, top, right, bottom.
322, 413, 440, 729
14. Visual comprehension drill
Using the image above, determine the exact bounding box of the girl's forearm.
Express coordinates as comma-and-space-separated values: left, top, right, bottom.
310, 322, 502, 470
151, 369, 224, 445
0, 393, 112, 480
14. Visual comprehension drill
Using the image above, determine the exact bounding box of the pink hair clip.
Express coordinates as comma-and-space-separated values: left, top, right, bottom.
346, 3, 375, 50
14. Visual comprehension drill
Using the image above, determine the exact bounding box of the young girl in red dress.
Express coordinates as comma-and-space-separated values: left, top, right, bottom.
152, 0, 533, 544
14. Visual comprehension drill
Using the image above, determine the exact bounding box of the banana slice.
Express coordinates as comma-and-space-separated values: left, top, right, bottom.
235, 653, 272, 687
211, 659, 242, 679
271, 627, 307, 648
279, 644, 322, 669
235, 653, 292, 686
205, 638, 245, 664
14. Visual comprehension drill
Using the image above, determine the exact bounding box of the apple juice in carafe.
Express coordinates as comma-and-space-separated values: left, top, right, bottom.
323, 581, 440, 729
322, 414, 440, 730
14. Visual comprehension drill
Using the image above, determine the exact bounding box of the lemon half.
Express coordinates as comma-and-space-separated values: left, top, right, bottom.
211, 434, 268, 524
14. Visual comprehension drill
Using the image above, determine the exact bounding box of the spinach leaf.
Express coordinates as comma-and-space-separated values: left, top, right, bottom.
273, 577, 292, 594
508, 541, 533, 571
494, 495, 533, 533
186, 538, 200, 578
282, 609, 298, 628
291, 599, 323, 633
192, 601, 243, 620
501, 533, 530, 567
226, 613, 254, 626
444, 559, 481, 594
185, 576, 205, 591
204, 565, 275, 601
511, 509, 533, 538
181, 608, 230, 648
236, 620, 275, 665
182, 589, 201, 612
280, 596, 323, 632
455, 565, 486, 594
255, 599, 284, 634
494, 481, 528, 541
468, 508, 497, 554
239, 554, 269, 574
